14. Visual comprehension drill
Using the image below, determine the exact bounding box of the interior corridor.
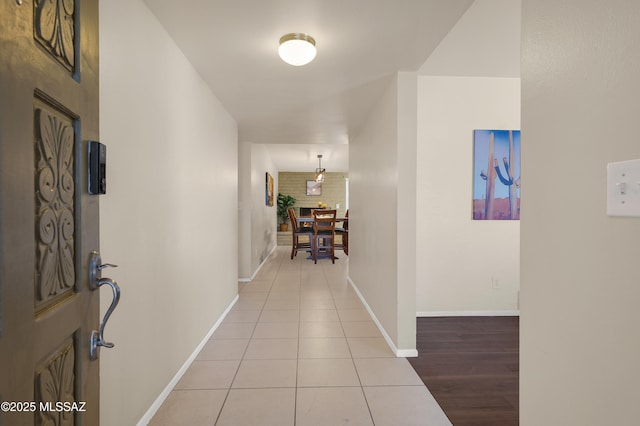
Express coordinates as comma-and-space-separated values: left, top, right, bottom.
149, 246, 450, 425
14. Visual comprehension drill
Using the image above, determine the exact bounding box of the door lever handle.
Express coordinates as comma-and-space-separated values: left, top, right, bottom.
89, 250, 118, 289
98, 263, 118, 270
90, 277, 121, 360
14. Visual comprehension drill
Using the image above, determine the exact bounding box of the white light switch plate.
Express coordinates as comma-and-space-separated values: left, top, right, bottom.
607, 159, 640, 217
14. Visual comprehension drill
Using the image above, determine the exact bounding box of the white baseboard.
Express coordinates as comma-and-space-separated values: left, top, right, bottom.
396, 348, 419, 357
417, 310, 520, 317
238, 245, 278, 282
136, 294, 239, 426
347, 277, 418, 358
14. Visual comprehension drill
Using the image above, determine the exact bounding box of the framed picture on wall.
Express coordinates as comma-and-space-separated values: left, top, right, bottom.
472, 129, 521, 220
306, 180, 322, 196
266, 172, 274, 206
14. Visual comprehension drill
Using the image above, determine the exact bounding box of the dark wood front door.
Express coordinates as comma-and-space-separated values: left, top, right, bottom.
0, 0, 101, 424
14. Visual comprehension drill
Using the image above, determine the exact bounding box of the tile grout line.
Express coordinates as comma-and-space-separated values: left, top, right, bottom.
214, 251, 281, 426
327, 261, 378, 426
293, 255, 304, 426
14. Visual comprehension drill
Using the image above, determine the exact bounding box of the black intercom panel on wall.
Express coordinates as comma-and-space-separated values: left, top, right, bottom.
88, 141, 106, 195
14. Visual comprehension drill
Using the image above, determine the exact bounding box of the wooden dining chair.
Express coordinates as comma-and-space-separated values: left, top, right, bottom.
300, 208, 314, 231
335, 209, 348, 255
288, 208, 312, 259
312, 209, 337, 264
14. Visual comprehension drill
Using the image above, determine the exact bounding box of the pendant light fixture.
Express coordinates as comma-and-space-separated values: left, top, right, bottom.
315, 154, 325, 183
278, 33, 316, 66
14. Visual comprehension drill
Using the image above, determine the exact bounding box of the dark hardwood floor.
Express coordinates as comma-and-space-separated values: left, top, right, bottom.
408, 316, 519, 426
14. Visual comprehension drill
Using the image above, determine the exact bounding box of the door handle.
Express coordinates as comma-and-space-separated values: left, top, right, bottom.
89, 250, 118, 290
90, 277, 120, 360
88, 251, 121, 360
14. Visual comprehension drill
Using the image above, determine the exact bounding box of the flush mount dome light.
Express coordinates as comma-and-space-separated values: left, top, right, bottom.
278, 33, 316, 66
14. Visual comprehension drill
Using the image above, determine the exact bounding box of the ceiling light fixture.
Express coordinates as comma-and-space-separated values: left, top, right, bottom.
315, 154, 325, 183
278, 33, 316, 66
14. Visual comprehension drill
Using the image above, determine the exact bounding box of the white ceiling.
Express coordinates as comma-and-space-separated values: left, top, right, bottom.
420, 0, 520, 77
143, 0, 520, 172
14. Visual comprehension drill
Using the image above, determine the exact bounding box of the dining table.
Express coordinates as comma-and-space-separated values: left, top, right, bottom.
297, 216, 348, 234
297, 216, 349, 224
298, 214, 348, 260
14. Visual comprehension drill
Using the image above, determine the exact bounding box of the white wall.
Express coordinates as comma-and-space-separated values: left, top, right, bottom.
238, 142, 278, 281
416, 76, 520, 315
238, 143, 278, 280
238, 142, 252, 277
349, 73, 417, 355
521, 2, 640, 425
99, 1, 238, 425
250, 144, 278, 275
396, 73, 418, 350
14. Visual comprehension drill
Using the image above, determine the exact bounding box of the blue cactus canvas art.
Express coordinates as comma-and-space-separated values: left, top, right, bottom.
473, 129, 521, 220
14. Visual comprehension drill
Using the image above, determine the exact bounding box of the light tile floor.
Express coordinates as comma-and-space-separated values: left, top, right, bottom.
150, 246, 451, 425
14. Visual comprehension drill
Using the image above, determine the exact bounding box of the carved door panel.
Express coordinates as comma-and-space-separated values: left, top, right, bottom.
0, 1, 100, 425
